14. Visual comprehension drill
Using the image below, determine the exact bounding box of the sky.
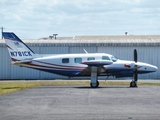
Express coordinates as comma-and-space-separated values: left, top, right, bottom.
0, 0, 160, 39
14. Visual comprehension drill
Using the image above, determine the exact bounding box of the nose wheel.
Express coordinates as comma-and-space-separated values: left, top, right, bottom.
130, 71, 138, 87
130, 81, 137, 87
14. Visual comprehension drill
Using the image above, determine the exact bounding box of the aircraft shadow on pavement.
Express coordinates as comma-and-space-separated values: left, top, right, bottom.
74, 86, 130, 89
39, 85, 130, 89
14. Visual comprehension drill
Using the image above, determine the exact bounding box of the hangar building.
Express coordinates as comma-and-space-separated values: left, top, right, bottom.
0, 35, 160, 80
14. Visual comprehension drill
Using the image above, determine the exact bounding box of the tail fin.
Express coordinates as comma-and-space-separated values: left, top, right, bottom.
2, 32, 35, 61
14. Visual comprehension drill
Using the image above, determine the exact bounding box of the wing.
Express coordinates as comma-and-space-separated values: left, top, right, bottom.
75, 60, 113, 76
81, 60, 113, 66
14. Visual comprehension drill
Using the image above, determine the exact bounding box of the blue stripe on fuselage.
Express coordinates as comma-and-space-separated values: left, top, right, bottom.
29, 67, 153, 77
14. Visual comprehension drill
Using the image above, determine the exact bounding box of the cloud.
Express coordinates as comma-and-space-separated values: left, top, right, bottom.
0, 0, 160, 38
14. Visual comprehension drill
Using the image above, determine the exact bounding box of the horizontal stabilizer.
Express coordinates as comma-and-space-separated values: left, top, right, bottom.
12, 59, 32, 65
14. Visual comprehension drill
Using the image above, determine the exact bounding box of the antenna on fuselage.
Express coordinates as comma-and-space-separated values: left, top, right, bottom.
83, 49, 88, 54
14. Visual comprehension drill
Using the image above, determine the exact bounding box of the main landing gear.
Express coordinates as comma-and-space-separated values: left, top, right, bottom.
90, 66, 99, 88
90, 81, 99, 88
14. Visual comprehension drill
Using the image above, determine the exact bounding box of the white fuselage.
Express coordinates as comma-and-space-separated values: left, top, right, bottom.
18, 53, 158, 77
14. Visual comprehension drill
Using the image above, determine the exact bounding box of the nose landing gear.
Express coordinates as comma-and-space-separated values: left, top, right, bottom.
130, 81, 137, 87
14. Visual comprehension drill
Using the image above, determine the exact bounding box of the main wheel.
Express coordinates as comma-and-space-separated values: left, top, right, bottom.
90, 81, 99, 88
130, 81, 137, 87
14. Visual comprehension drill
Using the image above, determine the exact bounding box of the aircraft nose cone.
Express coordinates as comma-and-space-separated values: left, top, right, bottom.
138, 62, 158, 73
146, 64, 158, 72
152, 66, 158, 72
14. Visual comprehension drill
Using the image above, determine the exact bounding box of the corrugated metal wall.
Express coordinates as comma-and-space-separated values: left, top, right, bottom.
0, 46, 11, 79
0, 43, 159, 80
69, 46, 97, 53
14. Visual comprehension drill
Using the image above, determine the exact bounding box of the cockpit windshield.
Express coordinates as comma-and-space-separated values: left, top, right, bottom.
111, 56, 118, 62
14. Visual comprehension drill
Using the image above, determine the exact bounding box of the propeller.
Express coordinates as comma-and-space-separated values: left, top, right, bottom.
134, 49, 137, 63
134, 49, 138, 82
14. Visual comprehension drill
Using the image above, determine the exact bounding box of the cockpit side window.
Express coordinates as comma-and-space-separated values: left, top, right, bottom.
111, 56, 118, 62
102, 56, 110, 60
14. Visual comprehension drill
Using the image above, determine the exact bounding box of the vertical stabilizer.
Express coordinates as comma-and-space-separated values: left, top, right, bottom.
2, 32, 35, 61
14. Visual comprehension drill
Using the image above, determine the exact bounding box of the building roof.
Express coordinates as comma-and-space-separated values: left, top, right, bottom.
74, 35, 160, 40
1, 35, 160, 47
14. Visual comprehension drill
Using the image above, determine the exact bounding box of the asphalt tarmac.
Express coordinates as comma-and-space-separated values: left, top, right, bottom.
0, 84, 160, 120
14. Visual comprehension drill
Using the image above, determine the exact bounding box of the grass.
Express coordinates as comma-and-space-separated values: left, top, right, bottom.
0, 80, 160, 95
0, 81, 89, 95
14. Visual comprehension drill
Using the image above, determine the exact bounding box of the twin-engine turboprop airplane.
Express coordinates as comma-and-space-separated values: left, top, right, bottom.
2, 32, 158, 88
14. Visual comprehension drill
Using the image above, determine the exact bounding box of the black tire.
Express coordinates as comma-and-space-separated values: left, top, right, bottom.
90, 81, 99, 88
130, 81, 137, 87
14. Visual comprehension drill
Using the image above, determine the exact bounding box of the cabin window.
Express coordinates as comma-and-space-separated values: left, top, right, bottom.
87, 57, 95, 61
62, 58, 69, 63
75, 58, 82, 63
102, 56, 110, 60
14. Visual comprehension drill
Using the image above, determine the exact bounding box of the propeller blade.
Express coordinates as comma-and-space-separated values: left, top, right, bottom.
134, 49, 137, 63
134, 49, 138, 83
